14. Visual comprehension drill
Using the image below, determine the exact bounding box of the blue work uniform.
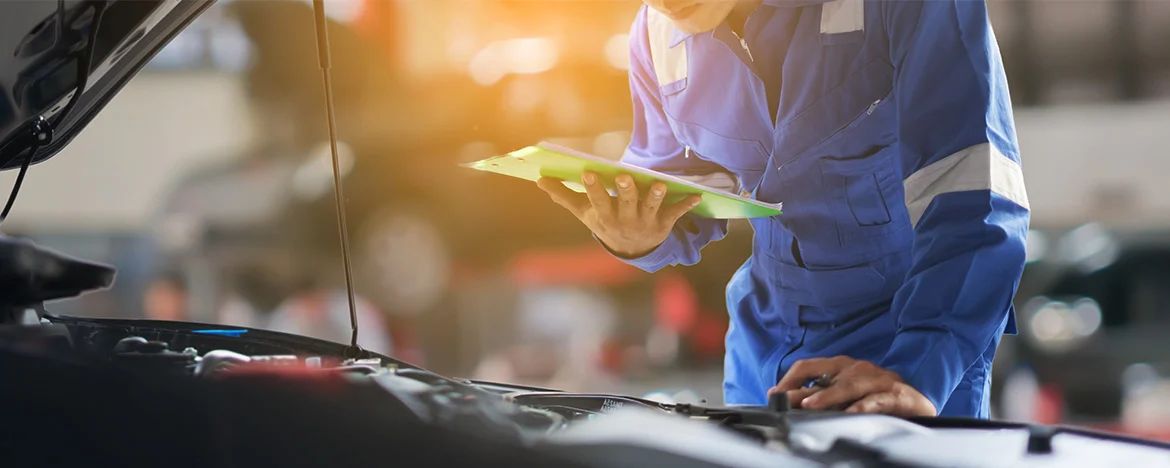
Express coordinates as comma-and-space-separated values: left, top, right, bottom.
615, 0, 1029, 417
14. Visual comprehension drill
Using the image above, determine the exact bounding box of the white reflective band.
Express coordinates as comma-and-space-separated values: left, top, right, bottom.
646, 10, 688, 85
821, 0, 864, 34
903, 143, 1030, 227
676, 172, 741, 194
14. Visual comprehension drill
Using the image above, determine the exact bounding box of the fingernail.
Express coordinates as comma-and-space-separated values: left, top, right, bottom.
652, 187, 664, 197
617, 177, 630, 188
583, 173, 595, 184
803, 396, 817, 408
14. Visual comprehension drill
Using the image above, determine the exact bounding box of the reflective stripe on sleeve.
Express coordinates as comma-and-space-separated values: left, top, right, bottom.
903, 143, 1029, 227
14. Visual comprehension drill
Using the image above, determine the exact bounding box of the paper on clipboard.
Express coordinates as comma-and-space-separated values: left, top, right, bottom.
462, 142, 783, 219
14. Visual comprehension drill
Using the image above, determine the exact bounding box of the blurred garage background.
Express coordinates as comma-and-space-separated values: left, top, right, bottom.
1, 0, 1169, 440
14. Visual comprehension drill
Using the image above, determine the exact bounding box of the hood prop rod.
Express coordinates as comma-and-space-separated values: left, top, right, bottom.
312, 0, 363, 359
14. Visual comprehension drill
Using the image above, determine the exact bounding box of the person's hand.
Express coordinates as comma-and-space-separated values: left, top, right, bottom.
537, 172, 701, 258
768, 356, 937, 417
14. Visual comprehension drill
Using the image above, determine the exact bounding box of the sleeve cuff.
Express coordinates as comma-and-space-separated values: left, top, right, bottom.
594, 233, 679, 273
879, 330, 965, 415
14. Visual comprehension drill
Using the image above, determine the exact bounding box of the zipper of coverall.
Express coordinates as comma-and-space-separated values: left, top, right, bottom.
773, 96, 883, 172
733, 29, 755, 63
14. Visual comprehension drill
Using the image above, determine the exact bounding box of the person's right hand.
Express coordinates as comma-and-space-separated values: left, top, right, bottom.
537, 171, 702, 258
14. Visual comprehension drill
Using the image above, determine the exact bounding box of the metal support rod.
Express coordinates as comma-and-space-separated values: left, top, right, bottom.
312, 0, 362, 357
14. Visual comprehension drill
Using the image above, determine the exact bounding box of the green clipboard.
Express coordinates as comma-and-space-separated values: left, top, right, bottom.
462, 142, 783, 219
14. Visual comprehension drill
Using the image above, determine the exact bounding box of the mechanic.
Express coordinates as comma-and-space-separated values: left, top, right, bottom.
537, 0, 1028, 418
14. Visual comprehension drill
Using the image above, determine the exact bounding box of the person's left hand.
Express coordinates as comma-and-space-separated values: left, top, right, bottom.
768, 356, 937, 417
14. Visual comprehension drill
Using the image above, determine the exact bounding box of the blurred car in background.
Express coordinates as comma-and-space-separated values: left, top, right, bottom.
994, 224, 1170, 438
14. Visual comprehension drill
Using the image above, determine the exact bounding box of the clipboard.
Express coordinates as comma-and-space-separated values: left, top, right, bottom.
462, 142, 783, 219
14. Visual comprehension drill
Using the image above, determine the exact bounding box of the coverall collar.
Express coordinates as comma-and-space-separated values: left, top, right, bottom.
667, 0, 835, 47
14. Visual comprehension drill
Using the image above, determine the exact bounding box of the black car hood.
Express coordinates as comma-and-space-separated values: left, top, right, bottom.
0, 0, 212, 169
7, 313, 1170, 468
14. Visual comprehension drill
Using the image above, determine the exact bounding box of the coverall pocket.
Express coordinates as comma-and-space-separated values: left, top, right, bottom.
820, 30, 864, 47
819, 146, 911, 260
821, 148, 894, 227
844, 173, 891, 226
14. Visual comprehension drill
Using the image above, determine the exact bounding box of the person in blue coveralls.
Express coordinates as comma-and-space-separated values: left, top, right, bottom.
537, 0, 1029, 418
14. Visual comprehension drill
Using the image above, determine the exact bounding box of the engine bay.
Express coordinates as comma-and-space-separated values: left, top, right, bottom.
0, 233, 1167, 468
4, 313, 1169, 468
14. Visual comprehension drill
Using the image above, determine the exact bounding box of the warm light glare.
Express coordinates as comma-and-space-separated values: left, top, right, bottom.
469, 47, 507, 87
506, 38, 560, 74
293, 142, 355, 201
593, 131, 631, 159
605, 34, 630, 70
457, 141, 496, 163
505, 78, 548, 113
293, 0, 364, 23
469, 38, 560, 86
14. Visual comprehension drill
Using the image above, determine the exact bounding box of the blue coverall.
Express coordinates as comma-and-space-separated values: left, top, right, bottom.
614, 0, 1030, 417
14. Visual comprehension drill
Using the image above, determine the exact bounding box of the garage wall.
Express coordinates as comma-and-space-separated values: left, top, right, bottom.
0, 72, 257, 232
1017, 100, 1170, 229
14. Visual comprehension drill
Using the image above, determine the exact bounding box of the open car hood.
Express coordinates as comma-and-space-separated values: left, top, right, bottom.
0, 0, 213, 169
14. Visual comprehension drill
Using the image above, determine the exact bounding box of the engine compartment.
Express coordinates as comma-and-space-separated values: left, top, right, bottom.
4, 314, 1170, 468
1, 236, 1168, 467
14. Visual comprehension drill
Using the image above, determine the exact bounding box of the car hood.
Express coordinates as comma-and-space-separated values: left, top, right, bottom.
7, 312, 1170, 468
0, 0, 212, 169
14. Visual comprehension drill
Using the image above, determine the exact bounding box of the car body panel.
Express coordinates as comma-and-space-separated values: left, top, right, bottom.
0, 0, 213, 168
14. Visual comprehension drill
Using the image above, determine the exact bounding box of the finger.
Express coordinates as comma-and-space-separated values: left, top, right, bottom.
774, 356, 854, 392
582, 172, 614, 218
658, 195, 702, 225
537, 178, 588, 217
614, 174, 639, 223
855, 383, 937, 417
782, 388, 821, 409
642, 182, 668, 217
766, 384, 819, 399
845, 392, 897, 415
801, 371, 894, 411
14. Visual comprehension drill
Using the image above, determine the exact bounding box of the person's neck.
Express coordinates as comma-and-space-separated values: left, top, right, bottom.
727, 0, 763, 37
